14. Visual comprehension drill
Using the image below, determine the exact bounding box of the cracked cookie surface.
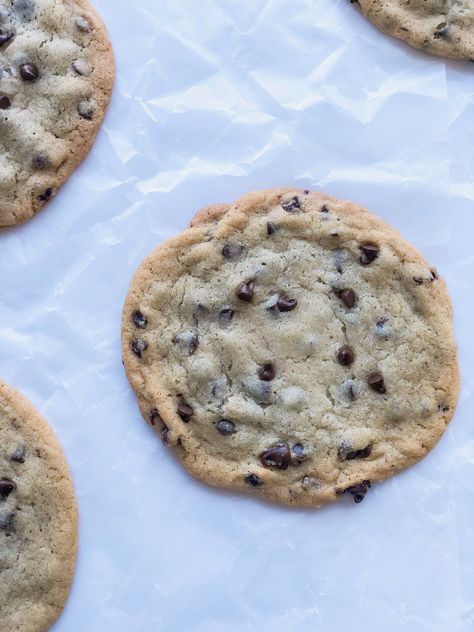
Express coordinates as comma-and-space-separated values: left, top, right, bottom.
0, 0, 114, 226
0, 379, 77, 631
355, 0, 474, 60
122, 189, 459, 507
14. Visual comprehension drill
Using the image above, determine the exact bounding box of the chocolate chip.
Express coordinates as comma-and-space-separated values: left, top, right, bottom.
38, 187, 53, 203
260, 444, 291, 470
413, 277, 424, 285
267, 222, 278, 236
303, 189, 310, 195
431, 269, 439, 280
321, 205, 329, 213
337, 345, 355, 367
344, 480, 371, 503
149, 408, 162, 426
132, 310, 147, 328
0, 512, 15, 533
0, 32, 14, 47
173, 332, 199, 355
218, 307, 234, 326
211, 378, 227, 399
217, 419, 235, 436
177, 398, 193, 422
236, 279, 255, 302
438, 404, 450, 412
160, 421, 169, 444
20, 63, 39, 82
276, 295, 297, 312
367, 372, 386, 393
434, 22, 449, 39
292, 443, 307, 463
0, 479, 16, 499
340, 444, 372, 461
245, 473, 263, 487
334, 288, 357, 308
281, 196, 300, 213
222, 244, 244, 259
131, 339, 148, 358
0, 95, 11, 109
78, 100, 93, 120
32, 154, 50, 169
359, 243, 379, 265
10, 446, 26, 463
258, 363, 275, 381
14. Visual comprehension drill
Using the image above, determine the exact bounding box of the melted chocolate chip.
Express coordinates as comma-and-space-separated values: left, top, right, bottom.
276, 295, 297, 312
281, 196, 301, 213
334, 288, 357, 308
217, 419, 235, 436
337, 345, 355, 367
367, 372, 386, 393
10, 446, 26, 463
236, 279, 255, 302
222, 244, 244, 259
20, 63, 39, 81
258, 363, 275, 381
177, 398, 194, 422
245, 473, 263, 487
0, 32, 15, 47
0, 512, 15, 533
38, 187, 53, 203
78, 100, 93, 120
218, 307, 234, 326
359, 243, 379, 265
0, 95, 11, 109
0, 479, 16, 498
344, 480, 371, 503
267, 222, 278, 236
260, 444, 291, 470
131, 339, 148, 358
32, 154, 50, 169
133, 310, 147, 328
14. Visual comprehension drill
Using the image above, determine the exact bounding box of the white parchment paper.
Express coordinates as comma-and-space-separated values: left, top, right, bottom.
1, 1, 473, 630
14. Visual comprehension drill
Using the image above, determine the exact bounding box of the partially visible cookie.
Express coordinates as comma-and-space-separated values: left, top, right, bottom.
122, 188, 459, 508
0, 0, 115, 226
355, 0, 474, 60
0, 379, 78, 631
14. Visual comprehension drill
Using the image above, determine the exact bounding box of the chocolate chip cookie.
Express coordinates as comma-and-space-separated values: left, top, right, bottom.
122, 189, 459, 508
0, 0, 114, 226
0, 379, 77, 631
354, 0, 474, 60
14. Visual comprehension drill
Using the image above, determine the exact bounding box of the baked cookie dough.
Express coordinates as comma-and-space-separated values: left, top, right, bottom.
0, 0, 115, 226
122, 188, 459, 507
0, 379, 78, 631
354, 0, 474, 60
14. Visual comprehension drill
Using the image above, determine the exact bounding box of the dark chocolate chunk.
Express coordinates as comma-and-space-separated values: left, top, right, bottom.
260, 444, 291, 470
276, 295, 297, 312
281, 196, 301, 213
38, 187, 53, 203
10, 446, 26, 463
20, 63, 39, 81
359, 243, 379, 265
133, 310, 147, 328
131, 339, 148, 358
0, 32, 15, 48
218, 307, 234, 326
177, 398, 194, 422
267, 222, 278, 236
236, 279, 255, 302
0, 479, 16, 499
32, 154, 50, 169
434, 22, 449, 39
0, 95, 11, 109
245, 473, 263, 487
258, 363, 275, 381
216, 419, 235, 436
367, 372, 386, 393
337, 345, 355, 367
222, 244, 244, 259
0, 512, 15, 533
334, 288, 357, 308
344, 480, 371, 503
